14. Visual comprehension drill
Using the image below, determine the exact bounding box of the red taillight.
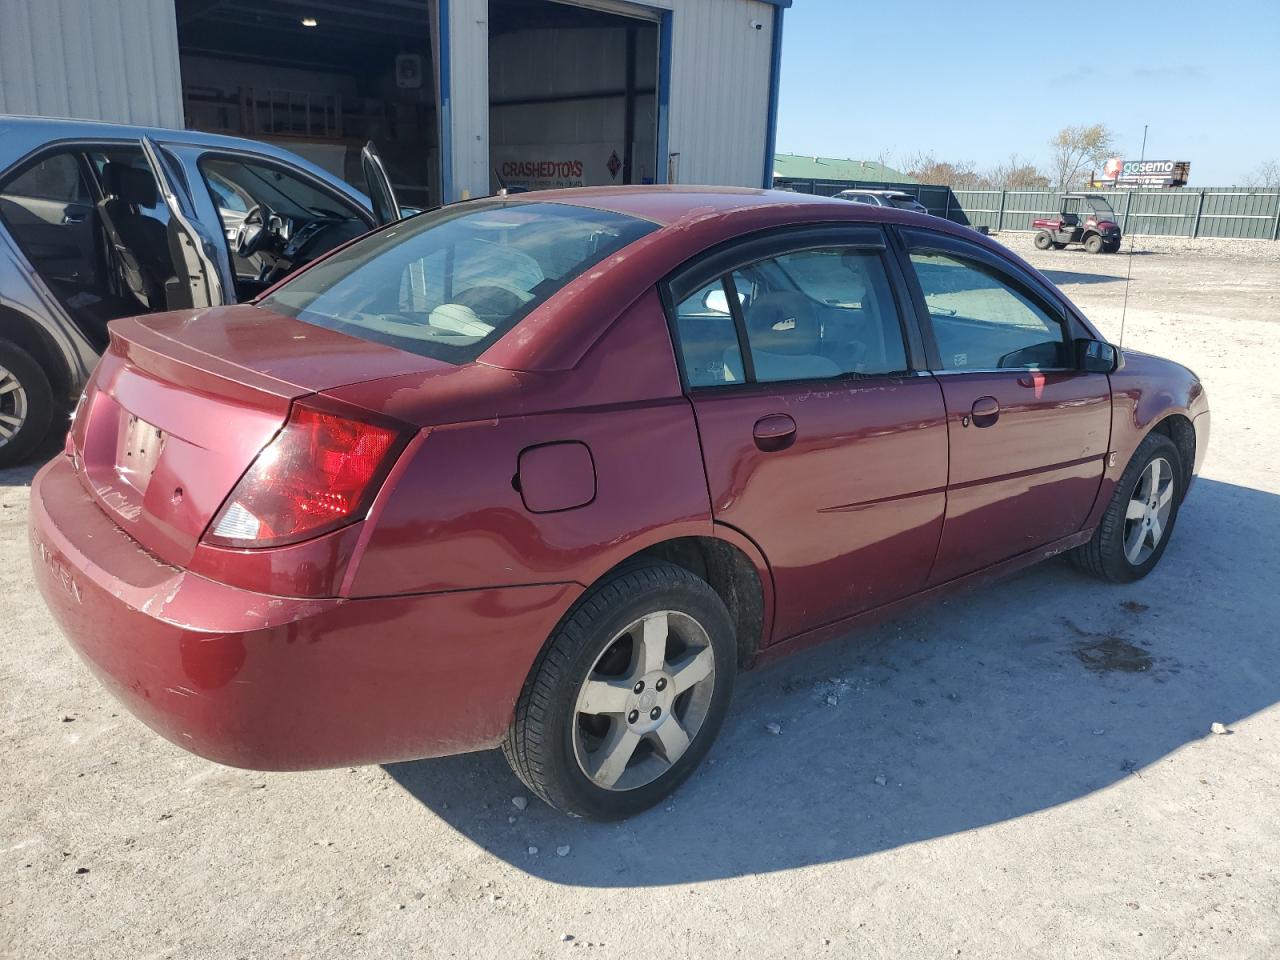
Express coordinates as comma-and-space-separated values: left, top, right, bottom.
205, 404, 406, 548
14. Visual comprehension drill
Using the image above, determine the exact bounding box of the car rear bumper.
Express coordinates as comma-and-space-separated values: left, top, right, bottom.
29, 455, 580, 770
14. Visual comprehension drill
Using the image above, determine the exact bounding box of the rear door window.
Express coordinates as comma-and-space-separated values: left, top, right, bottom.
666, 234, 912, 388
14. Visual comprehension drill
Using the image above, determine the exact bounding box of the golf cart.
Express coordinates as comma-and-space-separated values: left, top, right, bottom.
1032, 194, 1121, 254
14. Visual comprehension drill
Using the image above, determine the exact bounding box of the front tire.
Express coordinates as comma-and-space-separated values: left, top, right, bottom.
0, 339, 55, 468
503, 562, 737, 819
1071, 432, 1183, 583
1084, 234, 1105, 254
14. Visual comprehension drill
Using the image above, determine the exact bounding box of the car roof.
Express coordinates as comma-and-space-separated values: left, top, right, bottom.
0, 114, 366, 203
498, 184, 885, 227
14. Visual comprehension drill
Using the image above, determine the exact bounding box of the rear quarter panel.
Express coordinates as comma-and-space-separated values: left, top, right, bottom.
342, 289, 715, 597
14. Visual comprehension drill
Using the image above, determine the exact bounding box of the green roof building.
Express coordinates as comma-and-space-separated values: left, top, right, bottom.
772, 153, 917, 192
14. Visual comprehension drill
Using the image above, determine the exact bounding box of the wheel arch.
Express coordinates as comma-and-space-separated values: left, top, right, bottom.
1149, 412, 1196, 500
597, 531, 773, 669
0, 303, 78, 405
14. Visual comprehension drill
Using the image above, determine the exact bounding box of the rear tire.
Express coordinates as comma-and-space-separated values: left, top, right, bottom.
0, 339, 55, 469
1071, 432, 1183, 583
1084, 234, 1105, 254
503, 562, 737, 819
1034, 230, 1054, 250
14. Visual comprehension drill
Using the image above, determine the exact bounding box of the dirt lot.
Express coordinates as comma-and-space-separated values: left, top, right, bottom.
2, 234, 1278, 960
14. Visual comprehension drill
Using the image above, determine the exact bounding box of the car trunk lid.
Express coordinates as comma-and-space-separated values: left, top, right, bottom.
68, 304, 444, 567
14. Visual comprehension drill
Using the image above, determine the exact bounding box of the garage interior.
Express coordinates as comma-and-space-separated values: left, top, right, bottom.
174, 0, 440, 207
488, 0, 660, 192
173, 0, 661, 205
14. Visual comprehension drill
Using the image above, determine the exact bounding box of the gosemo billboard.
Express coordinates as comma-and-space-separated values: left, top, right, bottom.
1100, 158, 1191, 188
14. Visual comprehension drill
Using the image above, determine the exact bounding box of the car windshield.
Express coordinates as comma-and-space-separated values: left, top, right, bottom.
258, 201, 657, 364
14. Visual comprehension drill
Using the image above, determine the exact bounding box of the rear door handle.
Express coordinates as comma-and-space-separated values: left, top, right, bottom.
967, 396, 1000, 428
753, 414, 796, 452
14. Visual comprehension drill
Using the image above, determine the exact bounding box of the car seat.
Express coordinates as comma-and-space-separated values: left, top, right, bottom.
97, 162, 177, 310
725, 291, 841, 382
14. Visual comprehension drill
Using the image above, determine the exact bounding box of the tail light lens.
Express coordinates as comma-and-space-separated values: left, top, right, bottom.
206, 403, 407, 549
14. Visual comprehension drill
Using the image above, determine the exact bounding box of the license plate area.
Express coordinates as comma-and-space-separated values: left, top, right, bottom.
116, 413, 166, 492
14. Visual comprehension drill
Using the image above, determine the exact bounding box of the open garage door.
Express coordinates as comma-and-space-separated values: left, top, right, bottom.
174, 0, 440, 208
488, 0, 660, 193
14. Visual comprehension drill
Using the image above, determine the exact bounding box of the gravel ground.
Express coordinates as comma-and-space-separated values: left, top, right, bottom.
3, 239, 1278, 959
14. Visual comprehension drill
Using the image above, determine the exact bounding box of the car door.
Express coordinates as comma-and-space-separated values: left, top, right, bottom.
895, 227, 1112, 584
0, 151, 98, 291
666, 226, 949, 642
140, 138, 225, 309
360, 142, 401, 226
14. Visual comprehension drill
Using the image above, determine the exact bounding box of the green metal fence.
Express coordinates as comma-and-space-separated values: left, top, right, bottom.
781, 179, 1280, 240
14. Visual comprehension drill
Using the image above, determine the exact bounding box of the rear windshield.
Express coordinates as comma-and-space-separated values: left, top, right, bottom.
258, 201, 657, 364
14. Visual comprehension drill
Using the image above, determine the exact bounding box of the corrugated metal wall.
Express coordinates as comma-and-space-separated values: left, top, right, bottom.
444, 0, 492, 200
0, 0, 183, 128
664, 0, 775, 187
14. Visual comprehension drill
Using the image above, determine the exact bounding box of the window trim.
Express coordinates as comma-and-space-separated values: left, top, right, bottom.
661, 224, 927, 392
892, 225, 1085, 374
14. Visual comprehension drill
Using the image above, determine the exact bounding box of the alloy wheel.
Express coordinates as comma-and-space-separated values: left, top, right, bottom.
1123, 456, 1174, 565
0, 365, 28, 448
572, 610, 716, 791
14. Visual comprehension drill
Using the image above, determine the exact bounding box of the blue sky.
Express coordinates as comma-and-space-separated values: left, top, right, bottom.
775, 0, 1280, 185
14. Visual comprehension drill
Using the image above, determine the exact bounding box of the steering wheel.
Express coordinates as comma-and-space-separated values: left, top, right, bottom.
234, 204, 273, 258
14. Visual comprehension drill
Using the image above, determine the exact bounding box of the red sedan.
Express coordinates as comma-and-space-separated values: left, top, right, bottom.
29, 187, 1209, 819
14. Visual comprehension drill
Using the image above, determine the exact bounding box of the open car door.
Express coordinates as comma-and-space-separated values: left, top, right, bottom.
140, 137, 226, 309
360, 142, 401, 226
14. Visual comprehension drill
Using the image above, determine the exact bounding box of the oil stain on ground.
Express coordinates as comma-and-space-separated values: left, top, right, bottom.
1073, 636, 1155, 674
1060, 614, 1175, 677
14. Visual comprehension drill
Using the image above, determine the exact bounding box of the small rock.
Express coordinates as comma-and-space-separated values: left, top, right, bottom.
527, 846, 539, 856
556, 845, 571, 857
1092, 728, 1106, 736
1210, 722, 1230, 735
874, 775, 888, 787
60, 715, 75, 723
511, 796, 528, 811
824, 694, 838, 707
560, 933, 574, 942
397, 904, 405, 910
765, 721, 782, 735
74, 867, 89, 875
508, 816, 517, 824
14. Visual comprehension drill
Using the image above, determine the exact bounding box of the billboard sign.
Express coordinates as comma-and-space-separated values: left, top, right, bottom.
1100, 158, 1190, 188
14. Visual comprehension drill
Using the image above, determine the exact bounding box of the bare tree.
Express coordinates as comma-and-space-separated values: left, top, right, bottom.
905, 151, 987, 189
984, 153, 1050, 189
1048, 124, 1116, 190
1244, 160, 1280, 188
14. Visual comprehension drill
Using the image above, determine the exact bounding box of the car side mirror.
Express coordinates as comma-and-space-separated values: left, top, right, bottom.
1075, 338, 1121, 373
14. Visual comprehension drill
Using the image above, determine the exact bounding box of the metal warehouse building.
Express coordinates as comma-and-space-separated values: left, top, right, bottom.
0, 0, 788, 205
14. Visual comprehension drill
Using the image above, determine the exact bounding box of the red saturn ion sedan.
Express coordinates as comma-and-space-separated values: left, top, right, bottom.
29, 187, 1209, 819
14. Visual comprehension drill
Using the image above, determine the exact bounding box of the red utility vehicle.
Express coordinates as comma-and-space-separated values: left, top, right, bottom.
1032, 193, 1122, 253
29, 187, 1209, 818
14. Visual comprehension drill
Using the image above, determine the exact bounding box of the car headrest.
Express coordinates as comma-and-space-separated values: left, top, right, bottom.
102, 163, 158, 206
744, 292, 821, 356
